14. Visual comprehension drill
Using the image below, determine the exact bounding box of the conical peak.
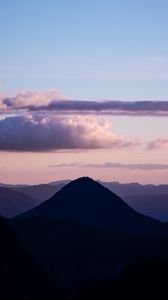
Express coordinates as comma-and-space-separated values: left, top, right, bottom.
73, 176, 94, 182
72, 177, 95, 184
62, 177, 100, 191
15, 177, 166, 238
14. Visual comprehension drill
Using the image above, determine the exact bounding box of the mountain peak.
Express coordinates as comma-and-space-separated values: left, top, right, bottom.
16, 177, 166, 237
59, 176, 108, 194
71, 176, 95, 183
58, 176, 101, 192
68, 176, 96, 185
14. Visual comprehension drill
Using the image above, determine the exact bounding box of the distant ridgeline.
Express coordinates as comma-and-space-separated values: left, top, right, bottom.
1, 178, 168, 221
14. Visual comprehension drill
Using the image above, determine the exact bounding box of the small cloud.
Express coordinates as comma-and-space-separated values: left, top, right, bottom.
2, 90, 67, 110
50, 162, 81, 168
147, 138, 168, 150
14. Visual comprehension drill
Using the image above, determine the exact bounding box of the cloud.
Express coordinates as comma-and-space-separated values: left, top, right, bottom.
0, 91, 168, 116
51, 162, 80, 167
50, 162, 168, 171
36, 100, 168, 117
0, 115, 140, 151
0, 94, 9, 110
147, 138, 168, 150
0, 90, 67, 110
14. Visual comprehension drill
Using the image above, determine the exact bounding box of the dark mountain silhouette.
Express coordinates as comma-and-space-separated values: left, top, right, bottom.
11, 177, 168, 298
4, 179, 167, 222
15, 177, 167, 237
0, 216, 63, 299
0, 187, 40, 218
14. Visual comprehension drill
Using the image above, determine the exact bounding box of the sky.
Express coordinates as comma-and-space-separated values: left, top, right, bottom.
0, 0, 168, 184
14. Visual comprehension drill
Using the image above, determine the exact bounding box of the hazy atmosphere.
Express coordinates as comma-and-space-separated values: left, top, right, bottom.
1, 1, 168, 184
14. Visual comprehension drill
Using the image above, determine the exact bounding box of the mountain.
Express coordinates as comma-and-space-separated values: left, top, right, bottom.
123, 194, 168, 222
16, 177, 167, 237
101, 181, 168, 222
0, 183, 28, 188
0, 216, 62, 299
101, 181, 168, 196
3, 179, 167, 221
12, 183, 65, 201
49, 179, 70, 186
12, 177, 168, 297
0, 187, 40, 218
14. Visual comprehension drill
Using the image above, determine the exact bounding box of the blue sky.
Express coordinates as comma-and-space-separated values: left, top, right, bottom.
1, 0, 168, 100
0, 1, 168, 184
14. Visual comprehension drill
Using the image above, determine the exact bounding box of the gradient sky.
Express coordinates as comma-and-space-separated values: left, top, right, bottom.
0, 0, 168, 184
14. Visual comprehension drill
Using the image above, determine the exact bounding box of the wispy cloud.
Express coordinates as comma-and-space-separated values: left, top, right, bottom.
0, 115, 139, 151
50, 162, 80, 167
147, 138, 168, 150
50, 162, 168, 171
0, 91, 168, 116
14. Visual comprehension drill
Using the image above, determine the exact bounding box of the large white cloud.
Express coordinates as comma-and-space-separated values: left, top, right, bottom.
0, 114, 140, 151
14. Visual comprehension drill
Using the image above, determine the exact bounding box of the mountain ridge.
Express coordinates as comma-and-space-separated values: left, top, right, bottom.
0, 187, 40, 218
15, 177, 167, 238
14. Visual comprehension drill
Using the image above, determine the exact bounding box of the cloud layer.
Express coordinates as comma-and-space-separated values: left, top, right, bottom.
1, 91, 168, 116
33, 100, 168, 116
0, 115, 139, 151
50, 162, 168, 171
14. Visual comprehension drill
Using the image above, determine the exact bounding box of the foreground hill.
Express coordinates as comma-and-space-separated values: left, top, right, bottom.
0, 216, 62, 299
12, 218, 168, 299
80, 259, 168, 300
16, 177, 167, 237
